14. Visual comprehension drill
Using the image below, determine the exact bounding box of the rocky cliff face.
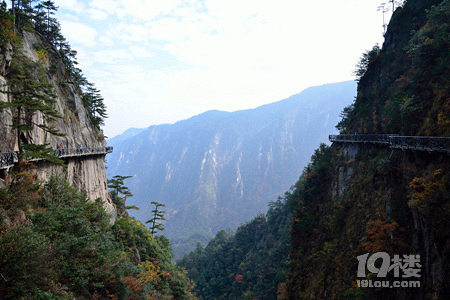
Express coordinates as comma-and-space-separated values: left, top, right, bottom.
0, 31, 114, 216
286, 0, 449, 298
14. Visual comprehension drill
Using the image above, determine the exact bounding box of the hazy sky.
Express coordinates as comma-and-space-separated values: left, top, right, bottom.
51, 0, 395, 138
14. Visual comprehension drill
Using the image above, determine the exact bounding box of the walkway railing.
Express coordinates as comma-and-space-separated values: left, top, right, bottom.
0, 152, 18, 170
0, 146, 113, 170
50, 146, 114, 159
329, 134, 397, 144
329, 134, 450, 153
389, 136, 450, 152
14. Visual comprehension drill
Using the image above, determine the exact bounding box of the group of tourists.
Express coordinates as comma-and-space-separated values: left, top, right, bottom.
56, 144, 84, 156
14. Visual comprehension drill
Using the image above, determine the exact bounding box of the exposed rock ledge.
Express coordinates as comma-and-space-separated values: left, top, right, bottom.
0, 31, 115, 219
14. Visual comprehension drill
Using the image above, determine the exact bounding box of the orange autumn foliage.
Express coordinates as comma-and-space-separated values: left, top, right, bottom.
362, 219, 406, 253
408, 169, 444, 213
120, 276, 142, 293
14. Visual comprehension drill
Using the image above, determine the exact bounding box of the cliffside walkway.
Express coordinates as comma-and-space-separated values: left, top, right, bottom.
329, 134, 450, 153
0, 146, 113, 170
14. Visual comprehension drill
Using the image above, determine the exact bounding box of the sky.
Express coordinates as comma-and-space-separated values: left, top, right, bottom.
50, 0, 396, 138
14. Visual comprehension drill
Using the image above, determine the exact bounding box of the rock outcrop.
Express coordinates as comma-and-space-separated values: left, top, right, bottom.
0, 30, 115, 217
286, 0, 449, 298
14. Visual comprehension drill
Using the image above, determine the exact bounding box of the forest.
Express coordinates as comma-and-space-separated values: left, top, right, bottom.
177, 191, 292, 299
1, 172, 195, 299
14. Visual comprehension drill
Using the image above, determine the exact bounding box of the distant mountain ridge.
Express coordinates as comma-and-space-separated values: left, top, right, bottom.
108, 127, 145, 147
107, 80, 356, 258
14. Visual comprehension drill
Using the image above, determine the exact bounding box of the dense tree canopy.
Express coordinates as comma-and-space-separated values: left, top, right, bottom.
0, 173, 195, 299
177, 190, 293, 299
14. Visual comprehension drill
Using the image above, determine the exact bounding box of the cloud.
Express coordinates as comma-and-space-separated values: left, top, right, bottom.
99, 36, 115, 47
89, 0, 121, 15
54, 0, 86, 14
105, 23, 153, 44
130, 46, 155, 58
55, 0, 388, 138
58, 20, 99, 47
91, 49, 135, 64
116, 0, 185, 21
87, 8, 110, 21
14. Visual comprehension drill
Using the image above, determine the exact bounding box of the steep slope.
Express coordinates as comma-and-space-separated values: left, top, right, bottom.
0, 4, 195, 299
0, 28, 114, 214
177, 192, 292, 299
107, 127, 145, 148
338, 0, 449, 136
107, 80, 356, 258
286, 0, 449, 299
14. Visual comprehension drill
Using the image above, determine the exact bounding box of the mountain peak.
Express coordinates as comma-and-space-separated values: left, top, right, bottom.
107, 80, 356, 259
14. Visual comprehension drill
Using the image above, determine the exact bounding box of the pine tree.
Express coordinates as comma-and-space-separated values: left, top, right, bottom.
12, 0, 35, 31
82, 82, 108, 127
107, 175, 135, 215
146, 202, 166, 235
0, 50, 64, 165
40, 1, 58, 42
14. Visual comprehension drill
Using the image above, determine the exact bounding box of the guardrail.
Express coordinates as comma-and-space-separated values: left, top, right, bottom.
329, 134, 450, 153
329, 134, 398, 144
0, 146, 113, 170
389, 136, 450, 152
0, 152, 18, 169
50, 146, 114, 159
